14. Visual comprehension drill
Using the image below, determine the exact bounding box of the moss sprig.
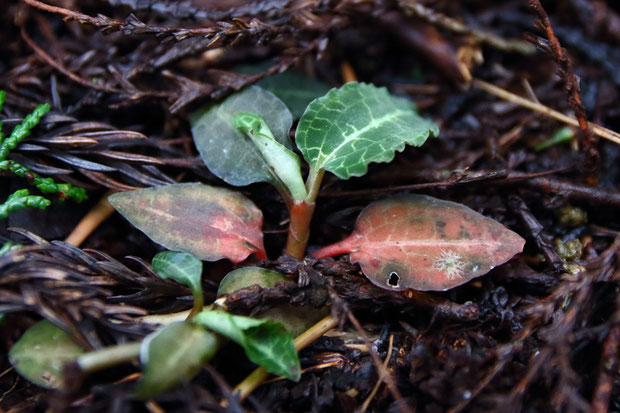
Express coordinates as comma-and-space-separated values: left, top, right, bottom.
0, 91, 88, 219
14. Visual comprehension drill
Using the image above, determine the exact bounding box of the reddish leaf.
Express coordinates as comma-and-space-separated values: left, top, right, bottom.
312, 195, 525, 291
109, 183, 266, 263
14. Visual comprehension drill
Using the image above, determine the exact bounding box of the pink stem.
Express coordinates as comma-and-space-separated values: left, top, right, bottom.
311, 236, 355, 259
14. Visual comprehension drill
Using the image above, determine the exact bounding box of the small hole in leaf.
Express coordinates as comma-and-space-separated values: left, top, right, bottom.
388, 271, 400, 288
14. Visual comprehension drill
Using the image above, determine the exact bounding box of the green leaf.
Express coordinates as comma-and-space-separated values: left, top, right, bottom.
136, 321, 218, 398
296, 82, 439, 179
234, 112, 307, 200
108, 183, 266, 263
217, 267, 291, 297
257, 72, 331, 119
217, 267, 329, 336
9, 320, 85, 389
194, 311, 300, 381
534, 126, 574, 151
191, 86, 294, 187
152, 251, 203, 293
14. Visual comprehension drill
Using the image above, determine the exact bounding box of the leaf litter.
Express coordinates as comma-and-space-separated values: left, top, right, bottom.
1, 0, 620, 412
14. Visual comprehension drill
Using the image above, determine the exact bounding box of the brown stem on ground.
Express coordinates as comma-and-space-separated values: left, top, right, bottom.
65, 191, 116, 247
528, 0, 599, 181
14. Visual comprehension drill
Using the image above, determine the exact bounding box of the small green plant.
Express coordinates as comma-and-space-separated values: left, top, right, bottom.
0, 91, 87, 220
8, 80, 525, 398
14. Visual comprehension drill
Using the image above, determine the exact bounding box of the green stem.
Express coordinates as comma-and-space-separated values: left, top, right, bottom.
283, 167, 326, 259
305, 167, 325, 204
77, 342, 142, 373
186, 288, 204, 321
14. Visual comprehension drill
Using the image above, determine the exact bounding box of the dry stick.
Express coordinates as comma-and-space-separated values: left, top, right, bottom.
224, 314, 339, 405
590, 323, 620, 412
21, 0, 224, 39
20, 27, 121, 93
472, 78, 620, 146
528, 0, 599, 174
340, 61, 357, 83
347, 311, 413, 413
65, 191, 116, 247
359, 334, 394, 413
397, 0, 535, 55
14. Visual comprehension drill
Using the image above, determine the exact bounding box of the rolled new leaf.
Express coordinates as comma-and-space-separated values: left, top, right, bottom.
234, 112, 307, 200
109, 183, 266, 263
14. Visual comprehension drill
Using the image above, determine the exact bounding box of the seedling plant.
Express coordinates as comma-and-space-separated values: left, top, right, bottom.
8, 81, 525, 397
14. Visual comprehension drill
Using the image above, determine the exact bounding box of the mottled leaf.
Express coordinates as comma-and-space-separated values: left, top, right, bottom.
296, 82, 439, 179
190, 86, 293, 186
136, 321, 218, 398
9, 320, 85, 389
109, 183, 266, 263
152, 251, 202, 293
194, 310, 300, 381
313, 195, 525, 291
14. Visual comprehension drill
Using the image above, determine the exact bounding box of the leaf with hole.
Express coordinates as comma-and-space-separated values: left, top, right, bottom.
312, 195, 525, 291
190, 86, 294, 187
136, 321, 218, 398
296, 82, 439, 179
9, 320, 85, 389
194, 310, 300, 381
109, 183, 266, 263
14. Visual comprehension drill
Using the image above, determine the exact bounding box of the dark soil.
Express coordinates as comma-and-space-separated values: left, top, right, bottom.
1, 1, 619, 412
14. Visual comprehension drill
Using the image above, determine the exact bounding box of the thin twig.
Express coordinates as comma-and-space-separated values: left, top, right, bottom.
360, 334, 394, 413
397, 0, 535, 55
589, 324, 620, 412
347, 311, 413, 413
528, 0, 599, 176
20, 28, 121, 93
65, 191, 116, 247
21, 0, 280, 42
472, 78, 620, 145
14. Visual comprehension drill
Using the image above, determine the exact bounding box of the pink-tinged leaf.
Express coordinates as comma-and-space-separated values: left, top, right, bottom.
312, 195, 525, 291
109, 183, 266, 263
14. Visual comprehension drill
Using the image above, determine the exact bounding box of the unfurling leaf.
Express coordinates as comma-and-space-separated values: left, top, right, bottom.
136, 321, 218, 398
194, 311, 301, 381
312, 195, 525, 291
234, 112, 307, 200
9, 320, 85, 389
190, 86, 293, 187
109, 183, 266, 263
152, 251, 203, 293
296, 82, 439, 179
